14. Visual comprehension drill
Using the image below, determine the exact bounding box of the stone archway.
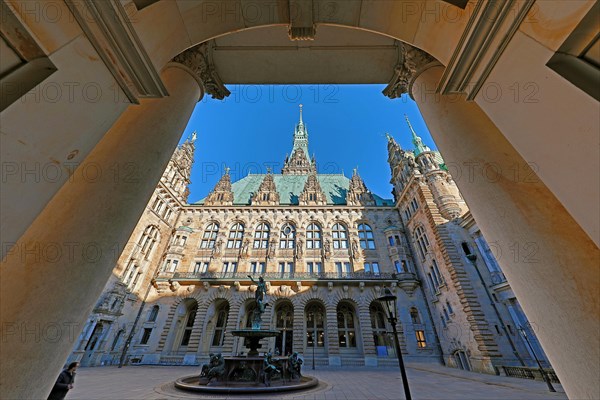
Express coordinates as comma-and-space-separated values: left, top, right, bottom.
0, 2, 598, 399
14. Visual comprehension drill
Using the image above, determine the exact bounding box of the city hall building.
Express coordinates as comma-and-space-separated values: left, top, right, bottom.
67, 110, 549, 374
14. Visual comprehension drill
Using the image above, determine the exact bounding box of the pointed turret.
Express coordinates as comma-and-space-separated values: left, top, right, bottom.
405, 115, 430, 156
299, 171, 327, 205
161, 132, 196, 202
346, 168, 375, 206
282, 104, 317, 175
204, 167, 234, 205
251, 169, 280, 206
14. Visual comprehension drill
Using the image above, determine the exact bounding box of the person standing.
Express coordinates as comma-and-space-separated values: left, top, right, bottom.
47, 362, 79, 400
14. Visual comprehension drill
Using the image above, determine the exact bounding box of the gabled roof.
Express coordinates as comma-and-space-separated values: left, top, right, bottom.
193, 174, 393, 206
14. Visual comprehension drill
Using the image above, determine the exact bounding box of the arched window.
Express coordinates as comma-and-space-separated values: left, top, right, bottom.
332, 223, 348, 249
370, 302, 394, 356
410, 307, 422, 324
305, 302, 325, 348
279, 223, 295, 248
139, 226, 159, 259
253, 223, 270, 249
454, 350, 471, 371
180, 304, 197, 347
306, 223, 322, 249
274, 303, 294, 355
337, 303, 357, 348
148, 305, 159, 322
211, 303, 229, 347
358, 224, 375, 249
414, 226, 430, 259
200, 223, 219, 249
227, 223, 244, 249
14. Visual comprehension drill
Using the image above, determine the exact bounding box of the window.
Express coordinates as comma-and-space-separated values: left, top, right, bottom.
336, 262, 352, 278
193, 261, 209, 274
278, 262, 294, 278
401, 260, 410, 273
432, 259, 443, 285
111, 329, 124, 351
441, 315, 447, 328
148, 305, 159, 322
180, 304, 197, 347
446, 301, 454, 315
370, 302, 392, 355
253, 223, 270, 249
132, 271, 141, 287
337, 303, 357, 348
358, 224, 375, 249
123, 260, 137, 284
415, 330, 427, 348
461, 242, 472, 256
139, 226, 158, 259
474, 235, 502, 274
306, 223, 322, 249
250, 262, 265, 274
388, 236, 395, 246
227, 223, 244, 249
394, 260, 403, 273
454, 350, 471, 370
394, 235, 401, 245
307, 262, 322, 275
211, 303, 229, 347
427, 273, 436, 294
443, 307, 450, 321
306, 303, 325, 348
364, 262, 380, 275
275, 303, 294, 355
140, 328, 152, 345
200, 223, 219, 249
410, 197, 419, 212
279, 223, 296, 248
410, 307, 422, 324
332, 223, 348, 249
414, 226, 430, 259
164, 259, 178, 273
222, 262, 237, 276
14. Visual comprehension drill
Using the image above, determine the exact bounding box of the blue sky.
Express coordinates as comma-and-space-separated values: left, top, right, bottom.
178, 84, 438, 203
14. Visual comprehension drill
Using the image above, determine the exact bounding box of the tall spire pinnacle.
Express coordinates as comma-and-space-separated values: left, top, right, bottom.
283, 106, 314, 174
299, 103, 303, 124
405, 114, 430, 156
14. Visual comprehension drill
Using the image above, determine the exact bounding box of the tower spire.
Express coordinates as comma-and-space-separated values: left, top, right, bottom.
405, 114, 430, 156
299, 103, 303, 124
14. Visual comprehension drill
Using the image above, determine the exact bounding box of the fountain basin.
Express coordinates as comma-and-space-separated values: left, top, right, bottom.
231, 329, 280, 356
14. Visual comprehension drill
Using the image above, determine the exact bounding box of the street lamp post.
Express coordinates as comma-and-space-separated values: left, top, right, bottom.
517, 325, 556, 392
377, 287, 412, 400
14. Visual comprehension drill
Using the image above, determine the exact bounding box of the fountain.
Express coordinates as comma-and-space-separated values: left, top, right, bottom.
174, 275, 319, 394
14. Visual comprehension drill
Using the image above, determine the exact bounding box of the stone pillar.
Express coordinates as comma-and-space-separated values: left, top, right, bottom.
325, 302, 341, 366
0, 64, 203, 399
410, 63, 599, 400
357, 303, 377, 366
292, 303, 305, 354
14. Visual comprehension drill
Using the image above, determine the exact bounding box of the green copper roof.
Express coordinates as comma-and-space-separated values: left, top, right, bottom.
193, 174, 394, 206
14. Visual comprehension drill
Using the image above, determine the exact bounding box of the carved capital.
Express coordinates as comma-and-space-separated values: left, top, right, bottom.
173, 41, 231, 100
383, 42, 436, 99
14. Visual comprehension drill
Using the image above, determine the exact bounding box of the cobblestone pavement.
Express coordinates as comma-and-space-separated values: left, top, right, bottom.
67, 363, 566, 400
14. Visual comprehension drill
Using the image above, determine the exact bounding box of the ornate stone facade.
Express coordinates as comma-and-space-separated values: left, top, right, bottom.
67, 111, 549, 373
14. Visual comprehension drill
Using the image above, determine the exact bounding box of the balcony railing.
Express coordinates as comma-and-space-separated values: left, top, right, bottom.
159, 271, 418, 282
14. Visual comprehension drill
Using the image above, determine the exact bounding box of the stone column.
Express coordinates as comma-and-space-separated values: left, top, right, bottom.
0, 64, 203, 399
409, 63, 599, 400
357, 303, 377, 366
325, 302, 341, 366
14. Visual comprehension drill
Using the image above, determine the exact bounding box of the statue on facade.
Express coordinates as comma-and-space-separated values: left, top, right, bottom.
295, 238, 303, 259
322, 238, 331, 259
262, 352, 280, 386
199, 353, 225, 383
212, 239, 222, 258
288, 352, 303, 380
351, 239, 360, 260
267, 240, 276, 259
241, 238, 250, 257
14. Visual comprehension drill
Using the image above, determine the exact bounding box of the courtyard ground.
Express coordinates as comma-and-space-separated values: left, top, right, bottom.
66, 363, 566, 400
